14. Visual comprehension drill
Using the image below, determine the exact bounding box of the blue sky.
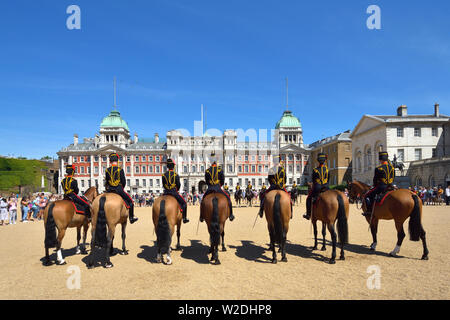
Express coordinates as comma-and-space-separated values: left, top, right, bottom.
0, 0, 449, 159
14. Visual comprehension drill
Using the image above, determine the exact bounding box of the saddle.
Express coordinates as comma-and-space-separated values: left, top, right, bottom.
68, 196, 89, 215
374, 185, 397, 205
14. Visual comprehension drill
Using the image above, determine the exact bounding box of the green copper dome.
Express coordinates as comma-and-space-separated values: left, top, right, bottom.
275, 110, 301, 129
100, 110, 130, 131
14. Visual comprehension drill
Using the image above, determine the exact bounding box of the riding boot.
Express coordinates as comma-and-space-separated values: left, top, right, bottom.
362, 198, 372, 217
258, 199, 264, 218
229, 205, 235, 221
303, 197, 312, 220
128, 206, 138, 224
182, 205, 189, 223
290, 201, 293, 219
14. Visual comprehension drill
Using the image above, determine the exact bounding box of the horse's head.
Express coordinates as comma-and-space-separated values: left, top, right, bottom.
347, 181, 366, 204
83, 186, 99, 202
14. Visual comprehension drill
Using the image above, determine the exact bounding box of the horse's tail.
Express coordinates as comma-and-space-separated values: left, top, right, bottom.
408, 194, 422, 241
336, 193, 348, 244
273, 193, 283, 244
44, 202, 57, 248
95, 196, 107, 247
156, 200, 171, 254
210, 197, 221, 248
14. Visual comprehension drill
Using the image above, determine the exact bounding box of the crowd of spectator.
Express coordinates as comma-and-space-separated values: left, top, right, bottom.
410, 185, 450, 205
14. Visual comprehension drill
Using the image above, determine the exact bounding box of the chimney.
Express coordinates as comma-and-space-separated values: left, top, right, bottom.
134, 133, 138, 144
397, 105, 407, 117
154, 133, 159, 144
74, 134, 78, 146
434, 103, 440, 117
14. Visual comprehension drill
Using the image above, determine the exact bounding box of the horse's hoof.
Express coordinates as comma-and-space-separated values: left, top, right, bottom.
321, 247, 326, 251
87, 264, 94, 269
76, 249, 81, 255
340, 256, 345, 261
389, 252, 397, 257
421, 255, 429, 260
329, 259, 336, 265
43, 260, 53, 266
56, 260, 67, 266
175, 245, 181, 251
104, 262, 114, 268
281, 257, 287, 262
271, 259, 277, 264
165, 257, 173, 265
120, 250, 129, 255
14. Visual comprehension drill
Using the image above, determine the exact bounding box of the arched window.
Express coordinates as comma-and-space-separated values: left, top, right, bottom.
428, 175, 435, 188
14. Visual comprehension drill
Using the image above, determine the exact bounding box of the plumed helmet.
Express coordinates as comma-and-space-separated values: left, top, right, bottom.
109, 153, 119, 162
65, 164, 74, 175
166, 158, 175, 169
379, 151, 389, 161
317, 153, 327, 164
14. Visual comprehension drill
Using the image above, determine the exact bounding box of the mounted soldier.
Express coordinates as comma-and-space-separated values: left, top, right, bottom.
363, 151, 395, 217
61, 164, 91, 217
303, 153, 329, 220
202, 151, 235, 221
104, 153, 138, 224
258, 155, 289, 218
223, 183, 230, 196
162, 158, 189, 223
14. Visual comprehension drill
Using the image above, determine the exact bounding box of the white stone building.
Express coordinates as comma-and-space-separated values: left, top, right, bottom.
350, 104, 449, 186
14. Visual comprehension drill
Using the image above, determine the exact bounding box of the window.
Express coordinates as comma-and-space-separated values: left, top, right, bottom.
183, 166, 188, 173
285, 135, 288, 142
251, 156, 255, 161
135, 166, 139, 173
258, 165, 262, 173
245, 165, 249, 173
238, 165, 242, 173
126, 156, 130, 162
149, 156, 153, 162
127, 179, 130, 186
156, 156, 160, 162
94, 156, 99, 162
150, 179, 153, 187
149, 166, 153, 173
135, 179, 139, 187
414, 128, 421, 137
228, 165, 233, 173
143, 179, 147, 187
142, 166, 146, 173
95, 166, 99, 174
397, 127, 404, 137
432, 148, 437, 158
415, 149, 422, 160
81, 180, 85, 188
192, 166, 196, 173
142, 156, 146, 162
156, 179, 160, 187
397, 149, 404, 162
251, 165, 255, 173
229, 178, 233, 186
245, 155, 248, 161
126, 166, 130, 174
432, 127, 438, 137
297, 165, 301, 172
156, 166, 160, 173
80, 167, 85, 174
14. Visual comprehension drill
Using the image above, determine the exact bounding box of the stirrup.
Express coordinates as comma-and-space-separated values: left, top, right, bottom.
129, 217, 138, 224
229, 214, 235, 221
303, 213, 311, 220
183, 218, 189, 223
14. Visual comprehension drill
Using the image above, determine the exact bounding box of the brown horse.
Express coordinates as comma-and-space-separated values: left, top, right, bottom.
200, 193, 230, 265
263, 190, 291, 263
43, 186, 99, 266
152, 195, 183, 265
348, 180, 429, 260
87, 192, 130, 269
308, 185, 349, 264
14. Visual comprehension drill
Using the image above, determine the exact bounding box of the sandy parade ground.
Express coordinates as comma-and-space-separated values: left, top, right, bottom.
0, 198, 449, 300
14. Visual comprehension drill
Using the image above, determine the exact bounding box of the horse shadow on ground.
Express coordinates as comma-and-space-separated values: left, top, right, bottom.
40, 246, 89, 266
180, 240, 211, 264
137, 241, 160, 264
229, 240, 272, 263
321, 240, 418, 260
79, 244, 114, 268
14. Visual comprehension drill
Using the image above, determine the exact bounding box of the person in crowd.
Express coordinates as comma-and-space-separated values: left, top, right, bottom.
8, 197, 17, 225
20, 196, 30, 223
0, 196, 8, 226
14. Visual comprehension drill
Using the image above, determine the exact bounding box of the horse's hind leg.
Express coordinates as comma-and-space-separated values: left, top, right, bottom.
76, 226, 82, 254
389, 220, 405, 257
321, 222, 327, 251
81, 222, 89, 254
120, 223, 128, 255
56, 228, 67, 265
369, 219, 379, 251
281, 231, 287, 262
327, 223, 337, 264
269, 228, 277, 263
175, 222, 181, 251
221, 231, 226, 252
43, 247, 53, 266
104, 227, 114, 268
420, 228, 429, 260
312, 220, 318, 250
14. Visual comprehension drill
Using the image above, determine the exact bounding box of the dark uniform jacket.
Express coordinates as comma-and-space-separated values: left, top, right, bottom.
268, 166, 286, 190
312, 164, 329, 195
105, 165, 126, 191
205, 165, 224, 188
373, 161, 395, 187
61, 176, 79, 196
163, 170, 181, 192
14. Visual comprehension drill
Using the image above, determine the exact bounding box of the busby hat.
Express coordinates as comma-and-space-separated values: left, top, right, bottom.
317, 153, 327, 164
109, 153, 119, 162
65, 164, 74, 175
379, 151, 389, 161
166, 158, 175, 169
210, 151, 217, 163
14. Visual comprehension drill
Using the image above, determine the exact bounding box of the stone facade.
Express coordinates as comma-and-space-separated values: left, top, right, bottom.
350, 104, 450, 186
309, 130, 352, 185
407, 156, 450, 187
